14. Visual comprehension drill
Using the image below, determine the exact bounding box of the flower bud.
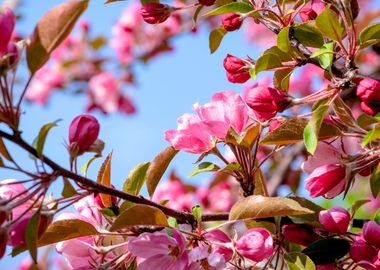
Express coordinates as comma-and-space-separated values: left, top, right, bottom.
198, 0, 215, 6
235, 228, 274, 262
140, 3, 171, 24
350, 235, 377, 262
305, 163, 346, 198
299, 8, 317, 22
0, 8, 15, 56
356, 78, 380, 103
223, 54, 250, 84
363, 221, 380, 249
222, 13, 243, 32
69, 114, 100, 157
282, 224, 319, 246
319, 206, 350, 234
206, 229, 233, 262
244, 85, 290, 121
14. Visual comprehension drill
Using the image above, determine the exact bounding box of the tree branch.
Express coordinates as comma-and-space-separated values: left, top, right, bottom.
0, 130, 228, 224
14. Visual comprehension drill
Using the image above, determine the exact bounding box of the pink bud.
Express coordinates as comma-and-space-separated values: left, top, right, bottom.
305, 163, 346, 198
222, 13, 243, 32
356, 78, 380, 103
282, 224, 319, 246
244, 85, 290, 121
319, 206, 350, 234
140, 3, 171, 24
198, 0, 215, 6
299, 8, 318, 22
235, 228, 274, 262
69, 114, 100, 156
223, 54, 250, 84
362, 221, 380, 249
0, 8, 15, 56
350, 235, 377, 262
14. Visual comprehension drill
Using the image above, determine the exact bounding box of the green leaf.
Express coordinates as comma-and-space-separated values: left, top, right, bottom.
302, 238, 350, 265
277, 26, 291, 52
374, 209, 380, 225
123, 162, 150, 195
362, 123, 380, 147
229, 195, 314, 221
293, 22, 324, 48
304, 103, 329, 154
80, 155, 101, 177
189, 162, 221, 178
219, 162, 242, 173
249, 68, 256, 80
110, 205, 168, 231
209, 27, 227, 54
350, 200, 370, 218
359, 22, 380, 48
203, 2, 254, 16
255, 53, 282, 75
146, 146, 178, 197
370, 163, 380, 198
284, 252, 316, 270
33, 120, 60, 156
61, 177, 78, 198
27, 0, 89, 73
167, 217, 178, 228
38, 219, 99, 247
274, 68, 293, 92
192, 205, 203, 223
315, 7, 344, 41
25, 212, 40, 263
260, 118, 341, 145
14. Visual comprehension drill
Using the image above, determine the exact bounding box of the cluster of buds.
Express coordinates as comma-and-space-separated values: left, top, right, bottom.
223, 54, 253, 84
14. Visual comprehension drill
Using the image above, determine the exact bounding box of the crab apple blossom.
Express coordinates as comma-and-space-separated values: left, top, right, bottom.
128, 229, 188, 270
164, 113, 214, 154
363, 221, 380, 248
235, 228, 274, 262
243, 85, 291, 121
68, 114, 100, 157
205, 229, 233, 262
319, 206, 350, 234
140, 3, 172, 24
350, 234, 378, 263
305, 163, 347, 198
221, 13, 243, 32
193, 90, 250, 138
223, 54, 251, 84
299, 8, 318, 22
355, 77, 380, 115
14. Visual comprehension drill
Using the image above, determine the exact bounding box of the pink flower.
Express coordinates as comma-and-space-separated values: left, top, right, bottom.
88, 72, 120, 113
198, 180, 239, 212
350, 234, 378, 262
319, 206, 350, 234
311, 0, 326, 14
0, 179, 33, 219
205, 229, 233, 262
26, 67, 65, 105
68, 114, 100, 156
223, 54, 251, 84
140, 3, 171, 24
363, 221, 380, 249
235, 228, 274, 262
355, 77, 380, 116
244, 85, 290, 121
305, 163, 347, 198
282, 224, 319, 246
152, 180, 195, 211
193, 91, 250, 138
222, 13, 243, 32
0, 8, 15, 56
128, 229, 189, 270
164, 113, 214, 154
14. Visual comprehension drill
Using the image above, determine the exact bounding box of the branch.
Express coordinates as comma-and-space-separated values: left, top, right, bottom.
0, 130, 228, 224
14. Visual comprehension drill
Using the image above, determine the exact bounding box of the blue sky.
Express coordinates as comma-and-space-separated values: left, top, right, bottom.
0, 0, 257, 268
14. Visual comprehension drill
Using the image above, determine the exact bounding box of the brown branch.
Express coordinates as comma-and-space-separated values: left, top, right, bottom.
0, 130, 228, 224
